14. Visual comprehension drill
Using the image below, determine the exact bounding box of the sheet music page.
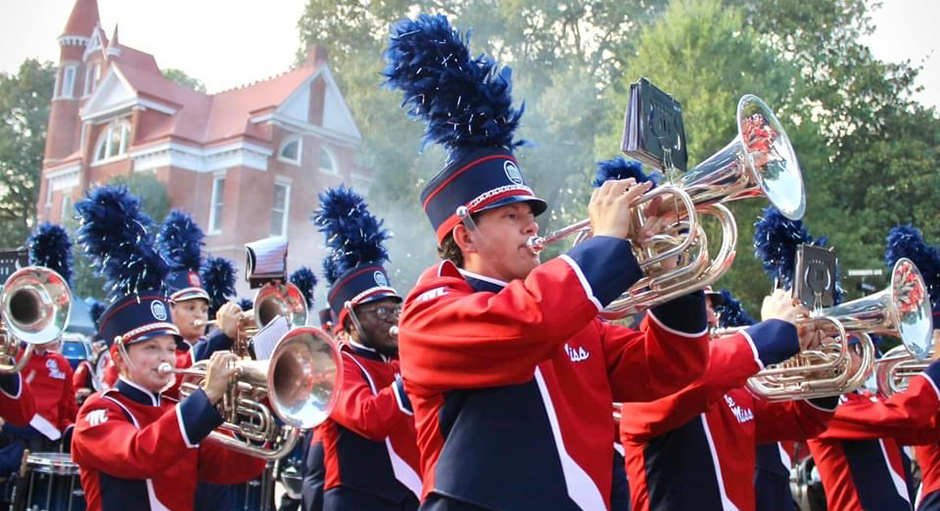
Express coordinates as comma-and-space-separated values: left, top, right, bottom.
251, 315, 291, 360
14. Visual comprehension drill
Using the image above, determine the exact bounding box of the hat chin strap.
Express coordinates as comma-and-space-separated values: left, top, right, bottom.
456, 206, 490, 252
344, 301, 371, 345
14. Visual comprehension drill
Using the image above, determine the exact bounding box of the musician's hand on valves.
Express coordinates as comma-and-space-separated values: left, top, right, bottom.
202, 351, 239, 405
217, 302, 242, 339
761, 288, 808, 326
589, 178, 653, 241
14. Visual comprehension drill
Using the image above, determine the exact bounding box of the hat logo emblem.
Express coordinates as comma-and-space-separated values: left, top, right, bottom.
188, 272, 201, 287
150, 301, 168, 321
374, 271, 389, 287
504, 161, 523, 185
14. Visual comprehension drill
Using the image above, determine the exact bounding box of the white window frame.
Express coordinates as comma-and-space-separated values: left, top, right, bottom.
277, 136, 302, 166
59, 65, 77, 99
83, 66, 94, 97
45, 182, 54, 206
208, 174, 226, 235
61, 193, 71, 222
91, 120, 131, 165
318, 146, 339, 175
270, 178, 291, 237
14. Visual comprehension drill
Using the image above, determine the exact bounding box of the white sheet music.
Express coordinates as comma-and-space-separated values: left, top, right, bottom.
245, 236, 288, 279
251, 315, 290, 360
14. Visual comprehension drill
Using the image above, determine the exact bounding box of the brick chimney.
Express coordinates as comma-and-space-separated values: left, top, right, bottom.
304, 45, 329, 67
306, 45, 329, 126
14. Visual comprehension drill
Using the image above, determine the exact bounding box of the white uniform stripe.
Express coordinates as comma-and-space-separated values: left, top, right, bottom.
533, 368, 607, 511
558, 255, 603, 312
879, 439, 911, 504
343, 352, 422, 497
699, 414, 742, 511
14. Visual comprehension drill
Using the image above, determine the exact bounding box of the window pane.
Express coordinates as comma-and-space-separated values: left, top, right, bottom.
108, 124, 122, 158
280, 140, 299, 161
95, 130, 108, 161
210, 178, 225, 232
270, 210, 284, 236
62, 67, 75, 98
319, 148, 334, 172
273, 184, 287, 210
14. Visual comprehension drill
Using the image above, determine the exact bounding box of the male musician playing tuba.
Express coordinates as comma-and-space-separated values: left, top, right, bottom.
70, 186, 265, 511
385, 15, 710, 511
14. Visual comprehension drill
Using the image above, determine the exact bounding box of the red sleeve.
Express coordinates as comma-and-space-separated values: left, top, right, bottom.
72, 389, 224, 478
400, 259, 614, 390
72, 362, 91, 390
197, 440, 267, 484
753, 397, 835, 444
0, 374, 36, 427
618, 333, 761, 441
602, 294, 715, 403
330, 354, 410, 440
819, 373, 940, 443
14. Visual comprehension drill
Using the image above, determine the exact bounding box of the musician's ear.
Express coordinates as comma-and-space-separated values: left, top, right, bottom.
452, 224, 477, 255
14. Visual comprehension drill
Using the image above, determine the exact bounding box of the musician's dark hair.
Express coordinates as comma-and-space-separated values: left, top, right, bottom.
438, 233, 465, 268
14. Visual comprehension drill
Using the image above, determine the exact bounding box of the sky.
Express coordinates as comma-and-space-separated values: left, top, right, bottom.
0, 0, 937, 107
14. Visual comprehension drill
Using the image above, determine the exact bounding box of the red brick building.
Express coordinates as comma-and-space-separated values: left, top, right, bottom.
38, 0, 368, 297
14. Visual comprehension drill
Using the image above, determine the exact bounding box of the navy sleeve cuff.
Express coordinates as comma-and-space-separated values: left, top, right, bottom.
393, 375, 413, 416
194, 330, 234, 362
0, 373, 21, 398
177, 388, 224, 446
923, 361, 940, 396
745, 319, 800, 367
562, 236, 642, 308
649, 291, 707, 336
807, 396, 839, 411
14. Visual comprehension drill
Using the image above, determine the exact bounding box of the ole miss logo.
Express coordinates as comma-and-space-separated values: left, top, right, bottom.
504, 161, 523, 185
374, 271, 389, 287
150, 300, 168, 321
188, 271, 202, 287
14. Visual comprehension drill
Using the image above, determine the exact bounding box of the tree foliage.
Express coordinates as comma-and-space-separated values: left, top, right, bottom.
162, 68, 207, 92
0, 59, 55, 249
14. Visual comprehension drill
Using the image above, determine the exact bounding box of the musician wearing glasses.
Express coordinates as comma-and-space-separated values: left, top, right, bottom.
311, 186, 422, 511
617, 288, 837, 511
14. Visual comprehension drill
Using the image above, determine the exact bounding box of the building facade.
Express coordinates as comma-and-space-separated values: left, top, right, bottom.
38, 0, 368, 298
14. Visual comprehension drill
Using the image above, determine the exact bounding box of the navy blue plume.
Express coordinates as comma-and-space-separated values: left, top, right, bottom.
201, 256, 237, 319
75, 186, 169, 299
290, 267, 317, 309
885, 225, 940, 313
27, 222, 73, 284
314, 186, 390, 285
383, 14, 524, 154
89, 300, 106, 327
593, 157, 661, 188
158, 209, 204, 272
237, 297, 253, 312
322, 256, 341, 286
715, 289, 756, 328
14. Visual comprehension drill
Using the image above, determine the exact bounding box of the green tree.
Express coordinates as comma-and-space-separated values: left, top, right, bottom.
0, 59, 56, 249
108, 172, 170, 222
162, 68, 207, 93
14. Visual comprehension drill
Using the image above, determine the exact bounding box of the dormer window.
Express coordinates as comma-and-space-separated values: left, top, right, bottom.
82, 63, 100, 97
92, 120, 131, 164
278, 136, 302, 165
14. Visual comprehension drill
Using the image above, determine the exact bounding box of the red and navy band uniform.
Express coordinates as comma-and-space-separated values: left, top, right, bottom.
73, 359, 95, 392
302, 428, 325, 511
914, 417, 940, 511
807, 361, 940, 511
399, 235, 710, 511
72, 378, 265, 511
0, 373, 35, 426
318, 341, 421, 510
22, 347, 77, 439
619, 324, 836, 511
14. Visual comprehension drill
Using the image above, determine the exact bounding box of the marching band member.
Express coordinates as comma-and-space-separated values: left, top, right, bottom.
807, 225, 940, 511
312, 186, 421, 511
619, 286, 836, 511
0, 373, 35, 427
72, 185, 265, 511
385, 16, 709, 510
3, 223, 78, 450
301, 307, 334, 511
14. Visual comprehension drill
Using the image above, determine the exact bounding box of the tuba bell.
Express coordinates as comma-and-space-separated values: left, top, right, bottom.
745, 258, 933, 401
874, 340, 936, 397
0, 266, 72, 373
163, 326, 342, 460
529, 94, 805, 318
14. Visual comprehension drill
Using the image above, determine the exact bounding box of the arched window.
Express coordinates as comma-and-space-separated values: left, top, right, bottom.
92, 120, 131, 164
278, 136, 302, 165
319, 147, 338, 175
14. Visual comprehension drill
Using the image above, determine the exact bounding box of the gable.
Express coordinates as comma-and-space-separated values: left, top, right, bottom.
275, 66, 361, 143
81, 67, 175, 123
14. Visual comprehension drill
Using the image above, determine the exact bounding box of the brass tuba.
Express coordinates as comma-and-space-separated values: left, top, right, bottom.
745, 258, 933, 401
528, 95, 804, 318
0, 266, 72, 373
163, 327, 342, 459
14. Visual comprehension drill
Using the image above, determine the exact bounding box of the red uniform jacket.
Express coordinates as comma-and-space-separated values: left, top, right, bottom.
318, 342, 421, 503
73, 360, 95, 391
399, 236, 710, 511
72, 377, 265, 511
0, 373, 36, 426
620, 325, 835, 511
23, 349, 77, 438
808, 363, 940, 511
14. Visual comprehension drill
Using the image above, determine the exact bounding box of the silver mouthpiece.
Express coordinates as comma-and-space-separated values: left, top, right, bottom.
389, 325, 399, 339
157, 362, 174, 376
